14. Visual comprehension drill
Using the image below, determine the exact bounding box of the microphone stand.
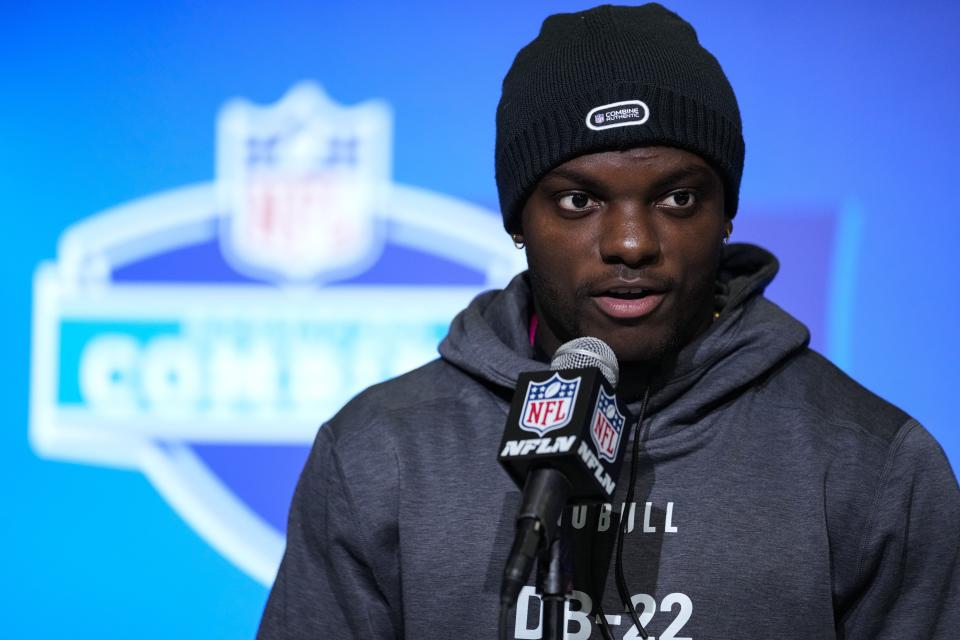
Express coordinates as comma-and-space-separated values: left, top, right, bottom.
537, 519, 573, 640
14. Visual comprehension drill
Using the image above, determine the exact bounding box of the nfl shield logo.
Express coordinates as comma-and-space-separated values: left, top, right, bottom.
591, 388, 625, 463
519, 372, 581, 436
216, 82, 392, 282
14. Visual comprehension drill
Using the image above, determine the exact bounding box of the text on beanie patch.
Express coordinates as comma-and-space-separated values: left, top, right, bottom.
585, 100, 651, 131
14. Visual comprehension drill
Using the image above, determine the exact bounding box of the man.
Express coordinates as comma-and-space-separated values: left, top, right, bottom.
259, 4, 960, 639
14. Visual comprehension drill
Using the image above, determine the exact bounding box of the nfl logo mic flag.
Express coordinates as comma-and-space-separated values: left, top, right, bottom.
519, 372, 581, 435
591, 388, 625, 464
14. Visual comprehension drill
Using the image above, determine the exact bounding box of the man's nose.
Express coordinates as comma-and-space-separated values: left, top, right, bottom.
598, 203, 660, 267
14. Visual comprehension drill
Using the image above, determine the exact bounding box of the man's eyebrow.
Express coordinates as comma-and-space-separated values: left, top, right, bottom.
541, 166, 608, 192
644, 164, 722, 194
652, 164, 718, 185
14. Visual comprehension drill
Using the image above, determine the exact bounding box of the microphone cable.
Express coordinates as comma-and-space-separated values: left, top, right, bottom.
613, 386, 652, 639
499, 599, 512, 640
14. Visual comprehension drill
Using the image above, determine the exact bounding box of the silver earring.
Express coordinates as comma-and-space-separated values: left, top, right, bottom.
512, 234, 525, 249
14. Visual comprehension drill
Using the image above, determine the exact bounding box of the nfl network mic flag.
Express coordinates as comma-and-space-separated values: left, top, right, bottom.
499, 368, 636, 502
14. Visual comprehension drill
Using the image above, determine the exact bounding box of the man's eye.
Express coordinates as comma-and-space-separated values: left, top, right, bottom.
660, 190, 696, 208
557, 192, 596, 211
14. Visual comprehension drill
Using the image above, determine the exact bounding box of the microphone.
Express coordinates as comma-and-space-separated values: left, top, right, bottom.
498, 337, 636, 608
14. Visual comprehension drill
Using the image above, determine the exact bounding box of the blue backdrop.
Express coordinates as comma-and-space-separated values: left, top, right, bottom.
2, 2, 958, 638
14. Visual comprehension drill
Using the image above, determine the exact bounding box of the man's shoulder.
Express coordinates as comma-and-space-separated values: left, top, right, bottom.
765, 346, 913, 448
322, 358, 494, 444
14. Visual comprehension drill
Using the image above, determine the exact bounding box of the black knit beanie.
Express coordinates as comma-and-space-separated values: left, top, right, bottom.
496, 3, 744, 233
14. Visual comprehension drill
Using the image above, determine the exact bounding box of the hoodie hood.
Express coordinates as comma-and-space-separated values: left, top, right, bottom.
439, 243, 810, 433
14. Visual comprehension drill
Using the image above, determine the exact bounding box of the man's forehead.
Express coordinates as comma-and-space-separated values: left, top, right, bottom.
544, 146, 719, 180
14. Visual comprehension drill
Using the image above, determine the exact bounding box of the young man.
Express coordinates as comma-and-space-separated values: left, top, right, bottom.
259, 4, 960, 638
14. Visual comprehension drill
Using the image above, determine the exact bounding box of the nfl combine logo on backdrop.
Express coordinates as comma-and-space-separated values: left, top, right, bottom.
29, 82, 526, 587
591, 388, 625, 463
519, 372, 581, 435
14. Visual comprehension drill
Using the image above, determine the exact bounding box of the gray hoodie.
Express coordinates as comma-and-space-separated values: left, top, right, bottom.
259, 244, 960, 639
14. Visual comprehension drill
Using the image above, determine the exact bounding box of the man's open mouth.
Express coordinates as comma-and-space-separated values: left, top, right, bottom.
603, 288, 654, 299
